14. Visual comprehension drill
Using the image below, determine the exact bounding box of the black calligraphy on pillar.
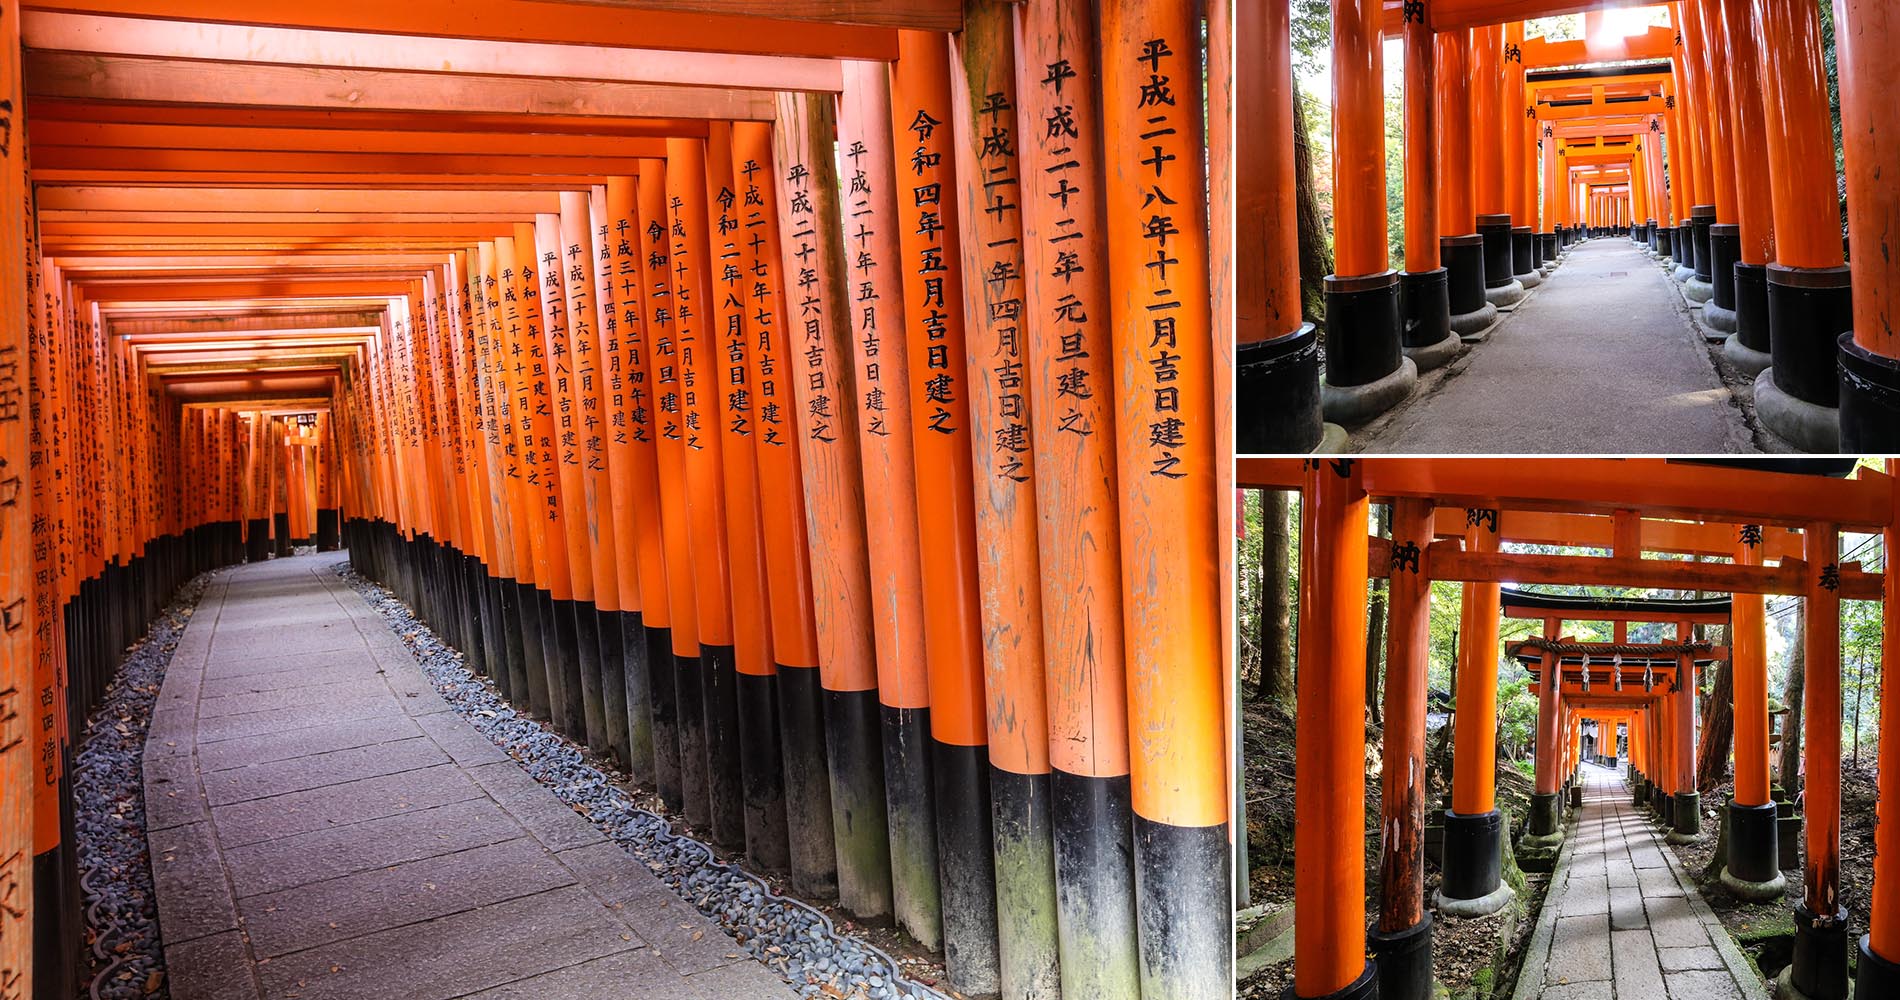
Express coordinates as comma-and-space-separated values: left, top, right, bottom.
739, 157, 784, 449
908, 107, 957, 437
975, 89, 1028, 483
1465, 507, 1498, 533
1738, 523, 1763, 549
714, 183, 751, 439
648, 205, 682, 449
782, 160, 835, 445
1039, 55, 1096, 440
1819, 563, 1841, 592
1132, 36, 1187, 479
843, 140, 889, 438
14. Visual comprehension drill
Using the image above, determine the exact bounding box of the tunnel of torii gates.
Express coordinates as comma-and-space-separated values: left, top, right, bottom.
1235, 458, 1900, 1000
0, 2, 1242, 999
1235, 0, 1900, 455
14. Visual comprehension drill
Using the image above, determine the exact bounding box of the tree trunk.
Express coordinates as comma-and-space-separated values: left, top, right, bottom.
1292, 91, 1333, 332
1779, 603, 1806, 792
1696, 658, 1735, 793
1256, 489, 1294, 708
1364, 504, 1388, 724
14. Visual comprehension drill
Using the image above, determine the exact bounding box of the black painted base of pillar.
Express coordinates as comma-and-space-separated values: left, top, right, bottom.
1322, 271, 1402, 388
1539, 232, 1557, 265
1649, 222, 1662, 255
1237, 324, 1324, 453
1440, 809, 1503, 903
1529, 791, 1561, 837
1789, 903, 1851, 1000
1838, 332, 1900, 452
1735, 262, 1771, 355
1442, 234, 1488, 314
1289, 960, 1377, 1000
1670, 790, 1701, 840
1691, 207, 1715, 283
1708, 224, 1740, 312
1725, 801, 1780, 883
1369, 915, 1433, 1000
1478, 215, 1514, 289
1511, 226, 1536, 280
1399, 268, 1456, 367
1767, 264, 1853, 409
1857, 935, 1900, 1000
1659, 792, 1674, 826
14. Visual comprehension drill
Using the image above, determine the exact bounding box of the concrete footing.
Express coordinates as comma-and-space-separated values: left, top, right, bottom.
1725, 334, 1772, 376
1684, 277, 1714, 304
1484, 281, 1526, 310
1673, 265, 1694, 284
1404, 333, 1463, 373
1756, 367, 1842, 453
1433, 883, 1515, 919
1321, 357, 1418, 427
1700, 301, 1738, 336
1518, 270, 1544, 289
1450, 303, 1501, 342
1719, 867, 1788, 902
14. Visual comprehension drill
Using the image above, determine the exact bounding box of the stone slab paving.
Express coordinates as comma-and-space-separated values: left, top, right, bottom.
1512, 763, 1771, 1000
1355, 240, 1757, 454
146, 554, 798, 1000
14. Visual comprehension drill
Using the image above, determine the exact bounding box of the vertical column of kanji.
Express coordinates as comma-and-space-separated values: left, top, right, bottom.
706, 125, 788, 871
553, 193, 614, 759
834, 61, 933, 940
602, 175, 663, 787
1014, 2, 1140, 995
639, 160, 704, 818
529, 218, 590, 740
1098, 4, 1232, 997
667, 138, 739, 843
702, 128, 779, 863
428, 268, 477, 666
443, 261, 484, 664
587, 185, 641, 776
952, 7, 1056, 998
775, 88, 897, 923
448, 255, 490, 674
3, 34, 39, 974
483, 240, 539, 711
890, 31, 1001, 993
506, 225, 568, 724
732, 122, 836, 900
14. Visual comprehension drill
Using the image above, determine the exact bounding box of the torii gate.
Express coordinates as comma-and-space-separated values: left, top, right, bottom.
1239, 457, 1900, 1000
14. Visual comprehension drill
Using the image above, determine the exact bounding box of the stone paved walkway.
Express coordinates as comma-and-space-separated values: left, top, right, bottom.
1512, 762, 1769, 1000
1356, 239, 1756, 454
144, 553, 796, 1000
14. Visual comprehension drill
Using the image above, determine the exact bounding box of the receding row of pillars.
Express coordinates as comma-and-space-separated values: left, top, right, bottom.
1287, 464, 1900, 1000
1239, 0, 1900, 456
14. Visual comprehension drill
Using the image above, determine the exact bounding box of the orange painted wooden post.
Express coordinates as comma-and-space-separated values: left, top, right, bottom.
537, 208, 606, 752
1753, 0, 1851, 450
1503, 21, 1535, 288
0, 0, 33, 983
1013, 0, 1140, 992
1471, 24, 1522, 307
559, 189, 626, 764
731, 122, 839, 900
1835, 0, 1900, 450
1295, 460, 1373, 1000
1792, 520, 1849, 999
1436, 27, 1494, 334
1528, 615, 1565, 844
1667, 630, 1700, 842
1863, 459, 1900, 993
601, 175, 663, 789
1693, 0, 1745, 329
1723, 521, 1783, 896
774, 87, 896, 922
1443, 506, 1509, 915
1320, 0, 1414, 422
1236, 0, 1324, 452
705, 123, 789, 870
1371, 496, 1435, 998
888, 31, 1000, 993
484, 238, 545, 714
1396, 0, 1454, 374
638, 159, 704, 818
1099, 3, 1230, 994
951, 7, 1060, 997
498, 229, 560, 722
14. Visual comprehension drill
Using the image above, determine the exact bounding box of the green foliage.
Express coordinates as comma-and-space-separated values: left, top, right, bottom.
1497, 677, 1540, 761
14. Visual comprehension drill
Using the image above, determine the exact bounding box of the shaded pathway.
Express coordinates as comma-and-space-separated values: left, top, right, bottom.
1511, 763, 1766, 1000
144, 554, 796, 1000
1357, 240, 1755, 453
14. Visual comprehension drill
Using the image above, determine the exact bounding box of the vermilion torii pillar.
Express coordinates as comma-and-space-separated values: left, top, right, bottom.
1681, 0, 1726, 308
1525, 617, 1566, 850
1753, 0, 1851, 454
1436, 26, 1501, 339
1787, 521, 1849, 1000
1835, 0, 1900, 450
1294, 460, 1376, 1000
1398, 0, 1461, 374
1369, 497, 1434, 1000
1664, 630, 1702, 845
1439, 507, 1512, 917
1721, 524, 1786, 899
1504, 23, 1542, 292
1859, 458, 1900, 996
1473, 24, 1526, 310
1319, 0, 1418, 426
1236, 0, 1329, 452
